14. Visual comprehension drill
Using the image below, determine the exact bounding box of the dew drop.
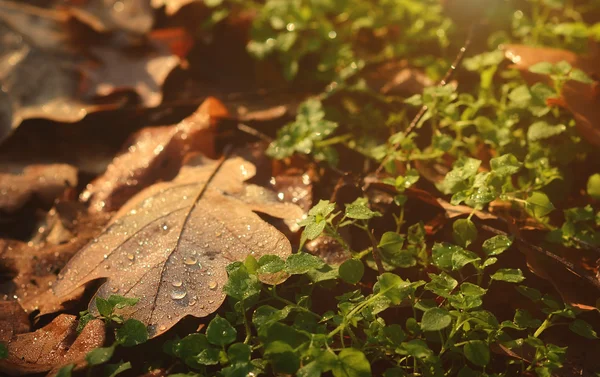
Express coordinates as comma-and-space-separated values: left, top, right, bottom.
103, 254, 108, 259
171, 280, 183, 287
170, 290, 187, 300
188, 299, 196, 307
127, 254, 135, 261
162, 224, 169, 231
159, 325, 167, 331
208, 281, 218, 290
184, 256, 197, 265
111, 287, 119, 293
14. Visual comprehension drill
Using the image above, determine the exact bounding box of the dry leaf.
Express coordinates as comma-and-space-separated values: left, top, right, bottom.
0, 202, 109, 314
67, 0, 154, 35
0, 5, 94, 142
502, 44, 600, 146
54, 154, 303, 337
81, 97, 224, 213
0, 164, 77, 213
86, 29, 190, 108
0, 0, 190, 142
0, 315, 105, 376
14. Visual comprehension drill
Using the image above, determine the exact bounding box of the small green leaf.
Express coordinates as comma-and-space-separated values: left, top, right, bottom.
174, 334, 210, 368
224, 265, 261, 301
460, 282, 487, 297
463, 340, 490, 366
529, 62, 554, 75
375, 273, 410, 305
86, 345, 115, 366
514, 309, 542, 329
285, 253, 325, 274
490, 153, 522, 177
569, 319, 598, 339
378, 232, 405, 253
526, 192, 555, 218
527, 122, 566, 141
257, 255, 286, 274
425, 273, 458, 297
95, 297, 114, 318
482, 235, 512, 256
264, 341, 300, 374
332, 348, 371, 377
421, 307, 452, 331
452, 218, 478, 248
206, 315, 237, 346
116, 319, 148, 347
587, 174, 600, 200
104, 361, 132, 377
345, 198, 381, 220
0, 343, 7, 359
570, 69, 594, 84
491, 268, 525, 283
107, 295, 139, 309
339, 259, 364, 285
516, 285, 542, 301
55, 364, 74, 377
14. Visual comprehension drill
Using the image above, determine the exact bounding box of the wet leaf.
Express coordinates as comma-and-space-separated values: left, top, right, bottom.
53, 155, 302, 337
81, 98, 224, 213
0, 202, 109, 315
0, 315, 105, 375
0, 301, 29, 343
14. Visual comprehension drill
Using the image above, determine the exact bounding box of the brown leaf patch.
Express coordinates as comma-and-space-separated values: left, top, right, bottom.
54, 155, 302, 337
0, 164, 77, 213
80, 97, 225, 213
0, 315, 105, 376
0, 202, 109, 314
0, 301, 29, 342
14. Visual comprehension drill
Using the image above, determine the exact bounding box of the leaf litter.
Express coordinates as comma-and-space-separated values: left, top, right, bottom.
53, 153, 302, 337
0, 0, 191, 142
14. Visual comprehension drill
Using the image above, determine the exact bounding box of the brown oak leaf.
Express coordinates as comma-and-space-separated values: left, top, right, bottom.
0, 315, 105, 376
53, 154, 303, 337
80, 97, 224, 213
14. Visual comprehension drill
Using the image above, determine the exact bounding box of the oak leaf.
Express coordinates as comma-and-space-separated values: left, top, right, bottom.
0, 315, 105, 376
53, 154, 303, 337
80, 97, 224, 213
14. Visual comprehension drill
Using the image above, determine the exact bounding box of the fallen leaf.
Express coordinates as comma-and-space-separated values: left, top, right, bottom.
0, 315, 105, 376
0, 1, 190, 142
67, 0, 154, 35
80, 97, 224, 213
516, 229, 600, 311
502, 44, 600, 146
0, 5, 94, 142
0, 301, 29, 342
0, 164, 77, 213
86, 29, 190, 108
54, 154, 302, 337
363, 59, 434, 96
0, 202, 109, 314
